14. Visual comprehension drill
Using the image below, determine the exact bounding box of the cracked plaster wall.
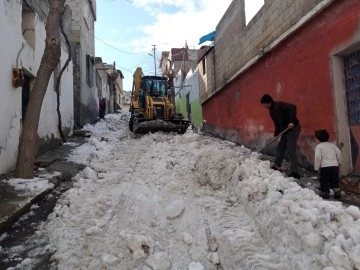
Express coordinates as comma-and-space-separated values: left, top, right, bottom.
0, 0, 74, 174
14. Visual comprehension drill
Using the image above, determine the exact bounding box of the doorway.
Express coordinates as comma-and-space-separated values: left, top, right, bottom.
344, 49, 360, 174
186, 93, 191, 120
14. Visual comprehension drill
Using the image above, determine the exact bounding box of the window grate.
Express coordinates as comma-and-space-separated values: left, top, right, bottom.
344, 50, 360, 125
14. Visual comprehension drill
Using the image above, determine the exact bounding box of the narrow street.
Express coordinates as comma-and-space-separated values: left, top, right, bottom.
1, 113, 360, 270
2, 1, 360, 269
47, 113, 284, 269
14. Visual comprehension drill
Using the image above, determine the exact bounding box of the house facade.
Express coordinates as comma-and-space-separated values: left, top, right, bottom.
161, 47, 199, 81
95, 57, 111, 116
174, 69, 203, 129
66, 0, 98, 127
199, 0, 360, 175
0, 0, 73, 174
160, 46, 205, 128
95, 57, 124, 116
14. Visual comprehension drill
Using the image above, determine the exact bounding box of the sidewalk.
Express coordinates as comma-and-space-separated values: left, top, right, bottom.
1, 134, 360, 234
0, 135, 88, 233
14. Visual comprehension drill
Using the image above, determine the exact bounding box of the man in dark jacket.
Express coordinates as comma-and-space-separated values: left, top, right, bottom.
260, 94, 301, 178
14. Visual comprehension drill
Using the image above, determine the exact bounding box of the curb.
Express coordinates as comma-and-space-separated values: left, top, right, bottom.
0, 179, 57, 234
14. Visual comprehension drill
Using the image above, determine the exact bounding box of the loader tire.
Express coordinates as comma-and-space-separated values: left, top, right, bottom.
177, 128, 186, 134
129, 119, 134, 132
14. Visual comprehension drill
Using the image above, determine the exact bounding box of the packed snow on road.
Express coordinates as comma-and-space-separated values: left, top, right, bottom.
8, 113, 360, 269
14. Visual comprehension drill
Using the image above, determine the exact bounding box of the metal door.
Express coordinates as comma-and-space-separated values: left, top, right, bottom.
344, 50, 360, 174
186, 93, 191, 120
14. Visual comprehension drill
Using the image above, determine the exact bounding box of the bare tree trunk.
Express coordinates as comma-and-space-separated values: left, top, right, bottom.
15, 0, 66, 178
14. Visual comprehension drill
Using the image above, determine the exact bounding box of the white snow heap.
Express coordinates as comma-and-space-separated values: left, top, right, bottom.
188, 261, 205, 270
37, 113, 360, 270
145, 252, 172, 270
124, 233, 154, 260
165, 199, 185, 219
195, 149, 241, 189
233, 153, 360, 269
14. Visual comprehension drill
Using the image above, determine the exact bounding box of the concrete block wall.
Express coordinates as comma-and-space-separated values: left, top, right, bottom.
202, 0, 326, 102
199, 49, 216, 103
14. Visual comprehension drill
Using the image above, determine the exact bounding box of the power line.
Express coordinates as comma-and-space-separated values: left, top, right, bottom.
95, 36, 144, 55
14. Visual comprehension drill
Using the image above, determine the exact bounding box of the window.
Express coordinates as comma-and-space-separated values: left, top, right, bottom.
202, 58, 206, 75
86, 54, 94, 87
186, 93, 191, 120
344, 50, 360, 125
21, 3, 36, 49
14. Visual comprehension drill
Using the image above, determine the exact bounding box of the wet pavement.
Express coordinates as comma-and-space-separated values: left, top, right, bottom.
0, 136, 87, 234
0, 136, 87, 270
0, 180, 73, 270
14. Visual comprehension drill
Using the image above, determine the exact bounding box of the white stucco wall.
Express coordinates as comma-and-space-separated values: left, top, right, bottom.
80, 47, 98, 121
0, 0, 22, 174
0, 0, 73, 174
38, 47, 74, 139
174, 69, 184, 100
185, 69, 200, 101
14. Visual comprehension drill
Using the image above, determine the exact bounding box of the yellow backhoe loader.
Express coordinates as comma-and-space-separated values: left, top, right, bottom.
129, 67, 191, 134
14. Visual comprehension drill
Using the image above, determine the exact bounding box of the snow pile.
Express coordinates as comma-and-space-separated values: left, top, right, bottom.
194, 148, 240, 189
165, 199, 185, 219
67, 114, 128, 165
6, 176, 55, 197
42, 113, 360, 270
228, 152, 360, 269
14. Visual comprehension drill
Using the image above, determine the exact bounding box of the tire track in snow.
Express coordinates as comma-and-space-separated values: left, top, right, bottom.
208, 202, 287, 269
47, 115, 291, 269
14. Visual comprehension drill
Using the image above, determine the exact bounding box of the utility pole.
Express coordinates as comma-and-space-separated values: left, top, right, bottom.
152, 44, 156, 76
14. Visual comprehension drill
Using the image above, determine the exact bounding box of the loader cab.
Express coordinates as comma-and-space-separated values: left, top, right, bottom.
141, 76, 168, 97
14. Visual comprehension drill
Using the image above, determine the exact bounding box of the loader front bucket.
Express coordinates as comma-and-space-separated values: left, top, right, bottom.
133, 119, 191, 134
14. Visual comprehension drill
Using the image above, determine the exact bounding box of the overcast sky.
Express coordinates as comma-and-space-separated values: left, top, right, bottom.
94, 0, 264, 91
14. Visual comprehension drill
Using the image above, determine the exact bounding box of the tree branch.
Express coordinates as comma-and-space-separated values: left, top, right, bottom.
55, 5, 72, 143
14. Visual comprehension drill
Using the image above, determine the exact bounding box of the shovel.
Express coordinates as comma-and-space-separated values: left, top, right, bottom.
259, 127, 291, 152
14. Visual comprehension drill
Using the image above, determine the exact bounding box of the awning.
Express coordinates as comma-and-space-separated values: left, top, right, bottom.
198, 31, 216, 45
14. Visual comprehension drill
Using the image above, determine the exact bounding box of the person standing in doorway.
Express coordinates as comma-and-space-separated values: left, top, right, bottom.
260, 94, 301, 178
99, 98, 106, 119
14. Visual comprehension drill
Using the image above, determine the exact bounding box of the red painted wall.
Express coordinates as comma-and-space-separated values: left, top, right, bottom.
203, 0, 360, 167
